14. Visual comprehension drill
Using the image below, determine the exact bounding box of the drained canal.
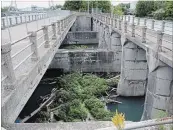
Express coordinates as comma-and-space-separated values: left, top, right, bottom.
17, 69, 145, 123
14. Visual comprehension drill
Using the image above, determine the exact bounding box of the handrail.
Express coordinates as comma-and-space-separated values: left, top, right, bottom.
11, 34, 31, 46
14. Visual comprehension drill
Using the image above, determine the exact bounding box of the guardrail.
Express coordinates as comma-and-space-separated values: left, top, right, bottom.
92, 13, 173, 54
1, 13, 76, 95
1, 10, 70, 29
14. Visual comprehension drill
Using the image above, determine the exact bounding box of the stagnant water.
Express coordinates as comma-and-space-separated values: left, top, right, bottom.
17, 69, 145, 123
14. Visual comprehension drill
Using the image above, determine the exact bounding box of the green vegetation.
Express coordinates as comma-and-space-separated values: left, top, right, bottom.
1, 6, 9, 13
36, 72, 113, 122
63, 1, 111, 13
136, 1, 173, 20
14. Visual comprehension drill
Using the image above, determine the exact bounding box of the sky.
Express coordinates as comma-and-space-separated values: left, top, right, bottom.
1, 0, 137, 9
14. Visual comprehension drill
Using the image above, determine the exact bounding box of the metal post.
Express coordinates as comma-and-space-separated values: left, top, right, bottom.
51, 22, 57, 40
28, 32, 39, 61
157, 31, 163, 52
132, 24, 135, 37
42, 25, 50, 48
162, 21, 165, 32
152, 19, 155, 29
141, 26, 147, 43
1, 43, 16, 90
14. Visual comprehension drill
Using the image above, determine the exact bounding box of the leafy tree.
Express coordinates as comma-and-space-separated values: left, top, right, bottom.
135, 1, 155, 17
165, 1, 173, 19
1, 7, 8, 12
113, 5, 123, 15
63, 1, 83, 11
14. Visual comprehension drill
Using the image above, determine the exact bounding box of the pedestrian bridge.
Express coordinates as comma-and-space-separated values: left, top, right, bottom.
1, 12, 173, 124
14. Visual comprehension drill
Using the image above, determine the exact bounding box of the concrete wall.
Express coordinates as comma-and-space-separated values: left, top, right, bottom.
49, 49, 121, 72
71, 15, 91, 31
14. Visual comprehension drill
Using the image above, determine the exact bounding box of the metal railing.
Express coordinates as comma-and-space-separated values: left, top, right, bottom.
1, 13, 76, 93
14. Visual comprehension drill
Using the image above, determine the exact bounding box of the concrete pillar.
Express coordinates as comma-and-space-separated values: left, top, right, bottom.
156, 31, 163, 52
1, 44, 16, 92
57, 20, 61, 34
20, 16, 22, 23
28, 31, 39, 61
42, 25, 50, 48
28, 15, 31, 21
162, 21, 165, 32
124, 21, 127, 33
51, 22, 57, 40
142, 50, 173, 120
9, 18, 12, 26
144, 18, 147, 26
141, 26, 147, 43
117, 41, 148, 96
137, 17, 140, 25
61, 20, 64, 31
118, 19, 122, 30
128, 15, 130, 22
111, 18, 114, 27
2, 18, 5, 28
132, 24, 135, 37
98, 24, 106, 49
111, 32, 122, 71
151, 19, 155, 29
132, 16, 135, 25
105, 26, 111, 49
114, 19, 117, 28
15, 17, 18, 24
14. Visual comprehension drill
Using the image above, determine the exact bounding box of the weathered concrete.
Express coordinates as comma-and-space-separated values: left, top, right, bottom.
117, 41, 148, 96
142, 49, 173, 120
49, 49, 121, 72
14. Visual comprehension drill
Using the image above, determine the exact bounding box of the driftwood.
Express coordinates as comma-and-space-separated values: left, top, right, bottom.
106, 75, 120, 86
21, 90, 57, 123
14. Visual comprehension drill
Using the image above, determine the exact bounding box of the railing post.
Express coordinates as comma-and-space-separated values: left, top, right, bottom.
28, 31, 39, 61
128, 15, 130, 22
132, 16, 135, 25
42, 25, 50, 48
15, 17, 18, 24
20, 16, 22, 23
51, 22, 57, 40
162, 21, 165, 32
9, 18, 12, 26
132, 24, 135, 37
2, 18, 5, 28
124, 21, 127, 33
141, 26, 147, 43
111, 18, 114, 27
144, 18, 147, 26
114, 18, 117, 28
61, 20, 64, 31
28, 15, 30, 21
151, 19, 155, 29
1, 43, 16, 90
157, 31, 163, 52
137, 17, 140, 25
118, 19, 122, 30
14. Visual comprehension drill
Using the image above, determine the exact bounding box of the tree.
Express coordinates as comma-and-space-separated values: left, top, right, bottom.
165, 1, 173, 19
135, 1, 155, 17
63, 1, 83, 11
113, 5, 124, 15
1, 7, 9, 12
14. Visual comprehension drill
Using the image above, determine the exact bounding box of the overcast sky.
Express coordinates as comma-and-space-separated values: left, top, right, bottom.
1, 0, 136, 9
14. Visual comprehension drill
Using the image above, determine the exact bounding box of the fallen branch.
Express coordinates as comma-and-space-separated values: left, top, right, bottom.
21, 92, 57, 123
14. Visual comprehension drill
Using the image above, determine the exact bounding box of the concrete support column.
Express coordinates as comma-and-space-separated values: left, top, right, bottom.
156, 31, 163, 52
98, 24, 106, 49
105, 26, 111, 49
144, 18, 147, 26
61, 20, 64, 31
124, 21, 127, 33
117, 41, 148, 96
111, 32, 122, 71
20, 16, 22, 23
128, 15, 130, 22
137, 17, 140, 25
28, 31, 39, 61
162, 21, 165, 32
118, 19, 122, 30
114, 19, 117, 28
28, 15, 30, 21
132, 24, 135, 37
1, 44, 16, 92
111, 18, 114, 27
9, 18, 12, 26
42, 25, 50, 48
142, 50, 173, 120
51, 22, 57, 40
